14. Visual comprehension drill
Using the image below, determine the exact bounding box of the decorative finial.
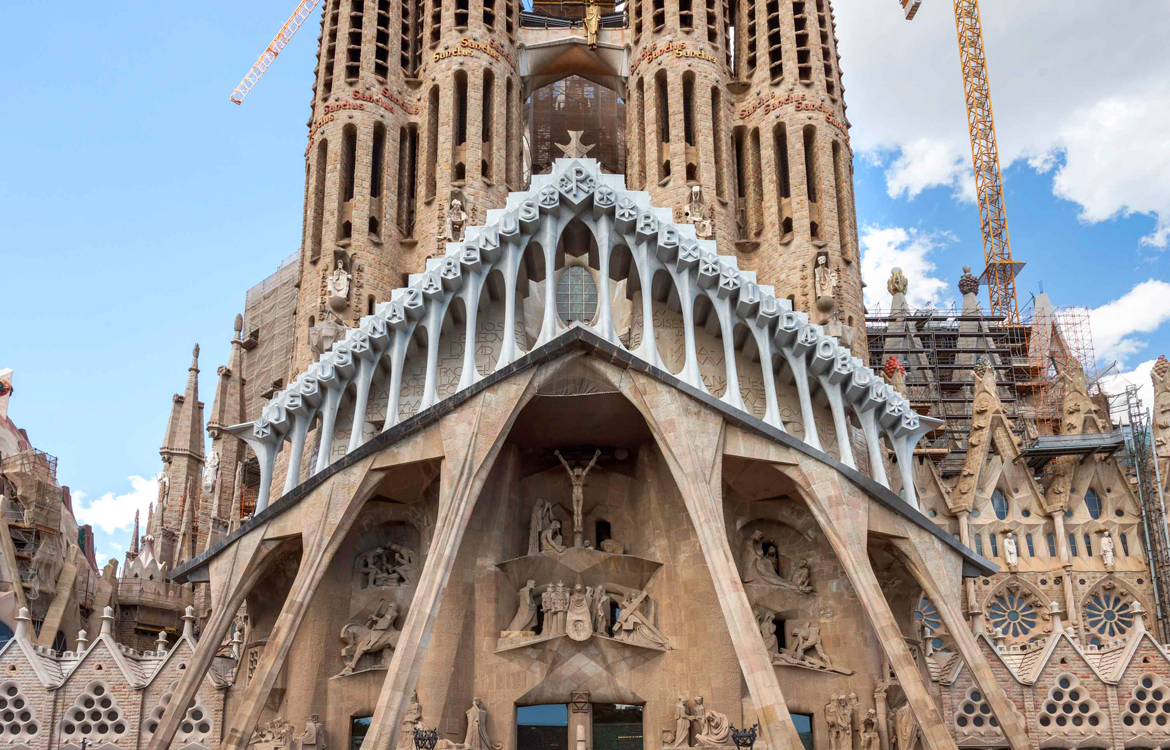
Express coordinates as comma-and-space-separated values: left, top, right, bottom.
182, 606, 197, 639
974, 356, 992, 380
958, 265, 980, 296
234, 313, 244, 334
76, 629, 89, 653
100, 606, 115, 636
156, 629, 169, 652
883, 356, 906, 379
887, 267, 908, 296
15, 608, 31, 640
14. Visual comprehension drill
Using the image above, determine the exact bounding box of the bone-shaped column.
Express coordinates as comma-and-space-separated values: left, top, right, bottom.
227, 420, 284, 512
844, 367, 889, 488
313, 345, 357, 474
347, 317, 390, 453
777, 315, 822, 452
281, 382, 321, 496
810, 335, 856, 469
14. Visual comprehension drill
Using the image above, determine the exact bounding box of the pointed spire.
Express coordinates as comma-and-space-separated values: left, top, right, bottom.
174, 492, 195, 567
100, 606, 115, 636
129, 510, 140, 555
76, 629, 89, 653
146, 502, 154, 534
156, 629, 169, 653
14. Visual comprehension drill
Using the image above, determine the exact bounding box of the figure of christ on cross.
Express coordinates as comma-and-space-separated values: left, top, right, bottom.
555, 449, 601, 547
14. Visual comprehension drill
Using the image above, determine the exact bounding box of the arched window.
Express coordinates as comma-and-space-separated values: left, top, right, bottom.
991, 489, 1008, 520
556, 267, 598, 324
989, 535, 998, 557
974, 534, 983, 556
1047, 533, 1057, 557
595, 519, 612, 545
1025, 534, 1035, 557
1084, 534, 1092, 556
1120, 534, 1130, 556
1069, 534, 1078, 557
1085, 489, 1101, 519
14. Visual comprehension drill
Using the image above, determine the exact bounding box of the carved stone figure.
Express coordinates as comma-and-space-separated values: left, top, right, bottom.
390, 543, 417, 584
685, 185, 714, 239
789, 558, 813, 593
758, 611, 779, 658
815, 253, 838, 313
614, 589, 670, 649
891, 703, 918, 750
785, 622, 832, 669
1100, 530, 1115, 566
668, 696, 695, 748
506, 579, 538, 633
567, 583, 594, 641
556, 449, 601, 547
541, 519, 566, 553
1003, 535, 1018, 568
201, 450, 220, 498
860, 710, 879, 750
299, 715, 326, 750
692, 697, 730, 747
740, 530, 787, 586
541, 587, 554, 633
553, 581, 571, 634
327, 260, 351, 312
396, 691, 423, 750
340, 599, 401, 674
593, 584, 610, 635
583, 0, 601, 48
599, 539, 625, 555
528, 498, 554, 555
446, 199, 469, 242
251, 718, 296, 750
357, 545, 416, 588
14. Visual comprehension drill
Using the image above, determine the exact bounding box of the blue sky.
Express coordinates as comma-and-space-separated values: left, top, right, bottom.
2, 0, 1169, 566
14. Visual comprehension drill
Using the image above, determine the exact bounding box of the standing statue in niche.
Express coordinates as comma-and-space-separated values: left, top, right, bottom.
613, 589, 670, 649
860, 710, 879, 750
339, 599, 401, 674
555, 449, 601, 547
327, 259, 352, 313
1100, 530, 1115, 567
396, 691, 423, 750
505, 580, 538, 633
815, 253, 839, 314
667, 696, 696, 748
826, 694, 858, 750
593, 584, 610, 635
1003, 535, 1018, 569
691, 697, 730, 747
527, 498, 554, 555
685, 185, 714, 239
891, 703, 919, 750
202, 450, 220, 498
553, 581, 571, 635
446, 198, 469, 242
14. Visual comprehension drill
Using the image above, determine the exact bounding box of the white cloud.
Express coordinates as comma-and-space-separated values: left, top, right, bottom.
1098, 358, 1157, 424
96, 553, 109, 565
833, 1, 1170, 246
859, 224, 955, 311
110, 542, 123, 552
1088, 280, 1170, 364
73, 474, 158, 535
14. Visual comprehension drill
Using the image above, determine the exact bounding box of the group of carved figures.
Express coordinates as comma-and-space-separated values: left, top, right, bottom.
740, 530, 813, 593
340, 599, 402, 674
504, 579, 669, 649
756, 611, 836, 671
666, 696, 731, 748
356, 544, 417, 588
248, 715, 327, 750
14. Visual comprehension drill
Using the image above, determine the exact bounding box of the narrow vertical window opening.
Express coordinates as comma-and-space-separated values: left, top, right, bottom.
655, 71, 671, 182
323, 0, 341, 98
712, 87, 726, 199
773, 122, 792, 236
452, 71, 469, 182
374, 0, 391, 79
425, 86, 439, 200
481, 70, 495, 181
803, 124, 821, 238
310, 139, 329, 262
346, 0, 365, 81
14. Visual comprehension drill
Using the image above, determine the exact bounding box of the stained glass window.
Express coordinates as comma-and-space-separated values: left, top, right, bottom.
987, 593, 1038, 638
992, 489, 1008, 520
1085, 489, 1101, 519
1084, 594, 1135, 638
556, 266, 598, 323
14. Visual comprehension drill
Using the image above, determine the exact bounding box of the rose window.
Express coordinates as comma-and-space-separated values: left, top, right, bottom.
987, 593, 1038, 638
1122, 674, 1170, 729
954, 687, 999, 736
1039, 674, 1107, 733
1084, 594, 1135, 638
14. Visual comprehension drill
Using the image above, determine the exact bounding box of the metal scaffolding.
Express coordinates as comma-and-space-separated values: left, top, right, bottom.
1118, 384, 1170, 643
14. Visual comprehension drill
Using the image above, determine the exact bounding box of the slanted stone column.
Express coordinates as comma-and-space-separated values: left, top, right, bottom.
621, 372, 807, 750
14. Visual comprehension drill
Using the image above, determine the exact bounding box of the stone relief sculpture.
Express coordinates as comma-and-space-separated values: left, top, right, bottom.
504, 579, 539, 635
339, 599, 401, 674
825, 694, 858, 750
758, 610, 779, 658
445, 198, 469, 242
396, 691, 423, 750
860, 710, 879, 750
691, 697, 730, 747
594, 584, 611, 635
740, 530, 813, 593
613, 589, 670, 649
890, 703, 919, 750
556, 449, 601, 547
528, 498, 554, 555
201, 450, 220, 498
298, 715, 326, 750
667, 696, 696, 748
599, 539, 625, 554
541, 519, 567, 553
567, 583, 595, 641
249, 718, 296, 750
436, 698, 501, 750
774, 621, 852, 674
327, 259, 352, 313
356, 544, 417, 588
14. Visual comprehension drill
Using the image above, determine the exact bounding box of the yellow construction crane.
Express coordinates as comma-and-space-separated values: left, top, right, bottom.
230, 0, 324, 105
899, 0, 1022, 325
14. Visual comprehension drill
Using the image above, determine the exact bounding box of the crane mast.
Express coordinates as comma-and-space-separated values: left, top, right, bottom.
901, 0, 1021, 324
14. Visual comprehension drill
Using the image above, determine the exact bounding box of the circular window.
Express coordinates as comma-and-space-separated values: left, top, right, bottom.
555, 266, 598, 324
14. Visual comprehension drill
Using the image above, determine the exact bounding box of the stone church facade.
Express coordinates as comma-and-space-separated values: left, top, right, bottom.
2, 4, 1169, 750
